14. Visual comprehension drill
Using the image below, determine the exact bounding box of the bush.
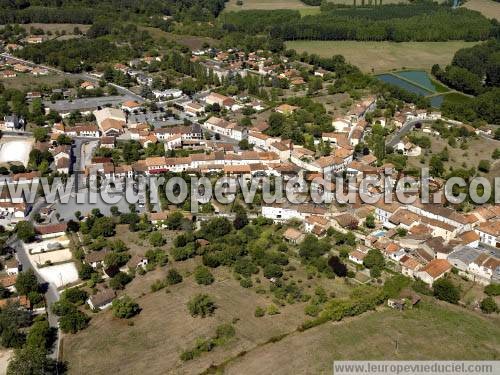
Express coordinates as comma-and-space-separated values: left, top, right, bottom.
194, 266, 215, 285
267, 304, 280, 315
239, 278, 253, 288
254, 306, 265, 317
112, 295, 140, 319
480, 297, 498, 314
234, 258, 258, 277
215, 323, 235, 340
188, 294, 216, 317
433, 278, 460, 304
304, 303, 321, 317
484, 284, 500, 296
166, 269, 183, 285
149, 231, 166, 247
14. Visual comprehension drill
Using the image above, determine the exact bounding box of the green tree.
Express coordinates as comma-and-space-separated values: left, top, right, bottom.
59, 310, 90, 333
363, 249, 385, 270
26, 319, 53, 350
433, 278, 460, 304
365, 214, 376, 228
33, 127, 49, 142
7, 346, 54, 375
15, 269, 38, 296
112, 295, 140, 319
15, 221, 35, 243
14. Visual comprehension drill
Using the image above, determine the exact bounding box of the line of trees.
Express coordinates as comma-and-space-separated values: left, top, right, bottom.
220, 6, 494, 42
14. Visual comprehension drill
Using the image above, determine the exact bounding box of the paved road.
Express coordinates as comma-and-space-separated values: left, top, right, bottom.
385, 119, 423, 148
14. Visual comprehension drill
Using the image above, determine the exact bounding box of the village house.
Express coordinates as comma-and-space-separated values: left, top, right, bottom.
65, 124, 100, 138
127, 255, 148, 271
94, 107, 126, 136
0, 275, 17, 293
275, 104, 298, 115
4, 257, 20, 275
399, 255, 423, 278
34, 223, 68, 240
183, 102, 204, 117
205, 92, 235, 110
415, 259, 452, 285
282, 227, 305, 245
348, 249, 366, 265
87, 288, 116, 310
121, 101, 142, 113
2, 70, 16, 78
468, 251, 500, 284
84, 249, 110, 269
476, 221, 500, 248
31, 67, 48, 76
149, 211, 170, 228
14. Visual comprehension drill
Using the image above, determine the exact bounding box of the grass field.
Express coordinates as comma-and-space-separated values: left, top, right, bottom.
0, 72, 75, 91
18, 23, 90, 34
285, 41, 479, 73
224, 0, 320, 14
224, 301, 500, 374
139, 26, 219, 49
463, 0, 500, 20
407, 130, 500, 181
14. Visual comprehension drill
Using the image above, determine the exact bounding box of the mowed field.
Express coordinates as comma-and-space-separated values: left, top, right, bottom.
463, 0, 500, 20
224, 0, 320, 14
285, 41, 479, 73
224, 301, 500, 374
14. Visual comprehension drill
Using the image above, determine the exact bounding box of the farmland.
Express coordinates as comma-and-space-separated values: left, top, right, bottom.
223, 0, 320, 14
285, 41, 479, 73
463, 0, 500, 20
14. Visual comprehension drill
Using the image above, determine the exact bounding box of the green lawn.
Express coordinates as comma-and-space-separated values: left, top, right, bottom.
285, 40, 479, 73
443, 92, 473, 105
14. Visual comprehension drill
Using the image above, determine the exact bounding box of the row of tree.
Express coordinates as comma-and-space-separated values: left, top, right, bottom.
220, 6, 495, 42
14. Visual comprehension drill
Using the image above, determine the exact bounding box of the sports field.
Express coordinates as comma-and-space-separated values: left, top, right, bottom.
463, 0, 500, 20
285, 41, 479, 73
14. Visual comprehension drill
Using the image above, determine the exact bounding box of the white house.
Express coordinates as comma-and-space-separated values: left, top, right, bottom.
476, 222, 500, 248
87, 289, 116, 310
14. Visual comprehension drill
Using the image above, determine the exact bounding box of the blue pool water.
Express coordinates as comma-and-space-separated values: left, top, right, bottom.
377, 74, 433, 97
396, 70, 438, 93
371, 230, 387, 238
